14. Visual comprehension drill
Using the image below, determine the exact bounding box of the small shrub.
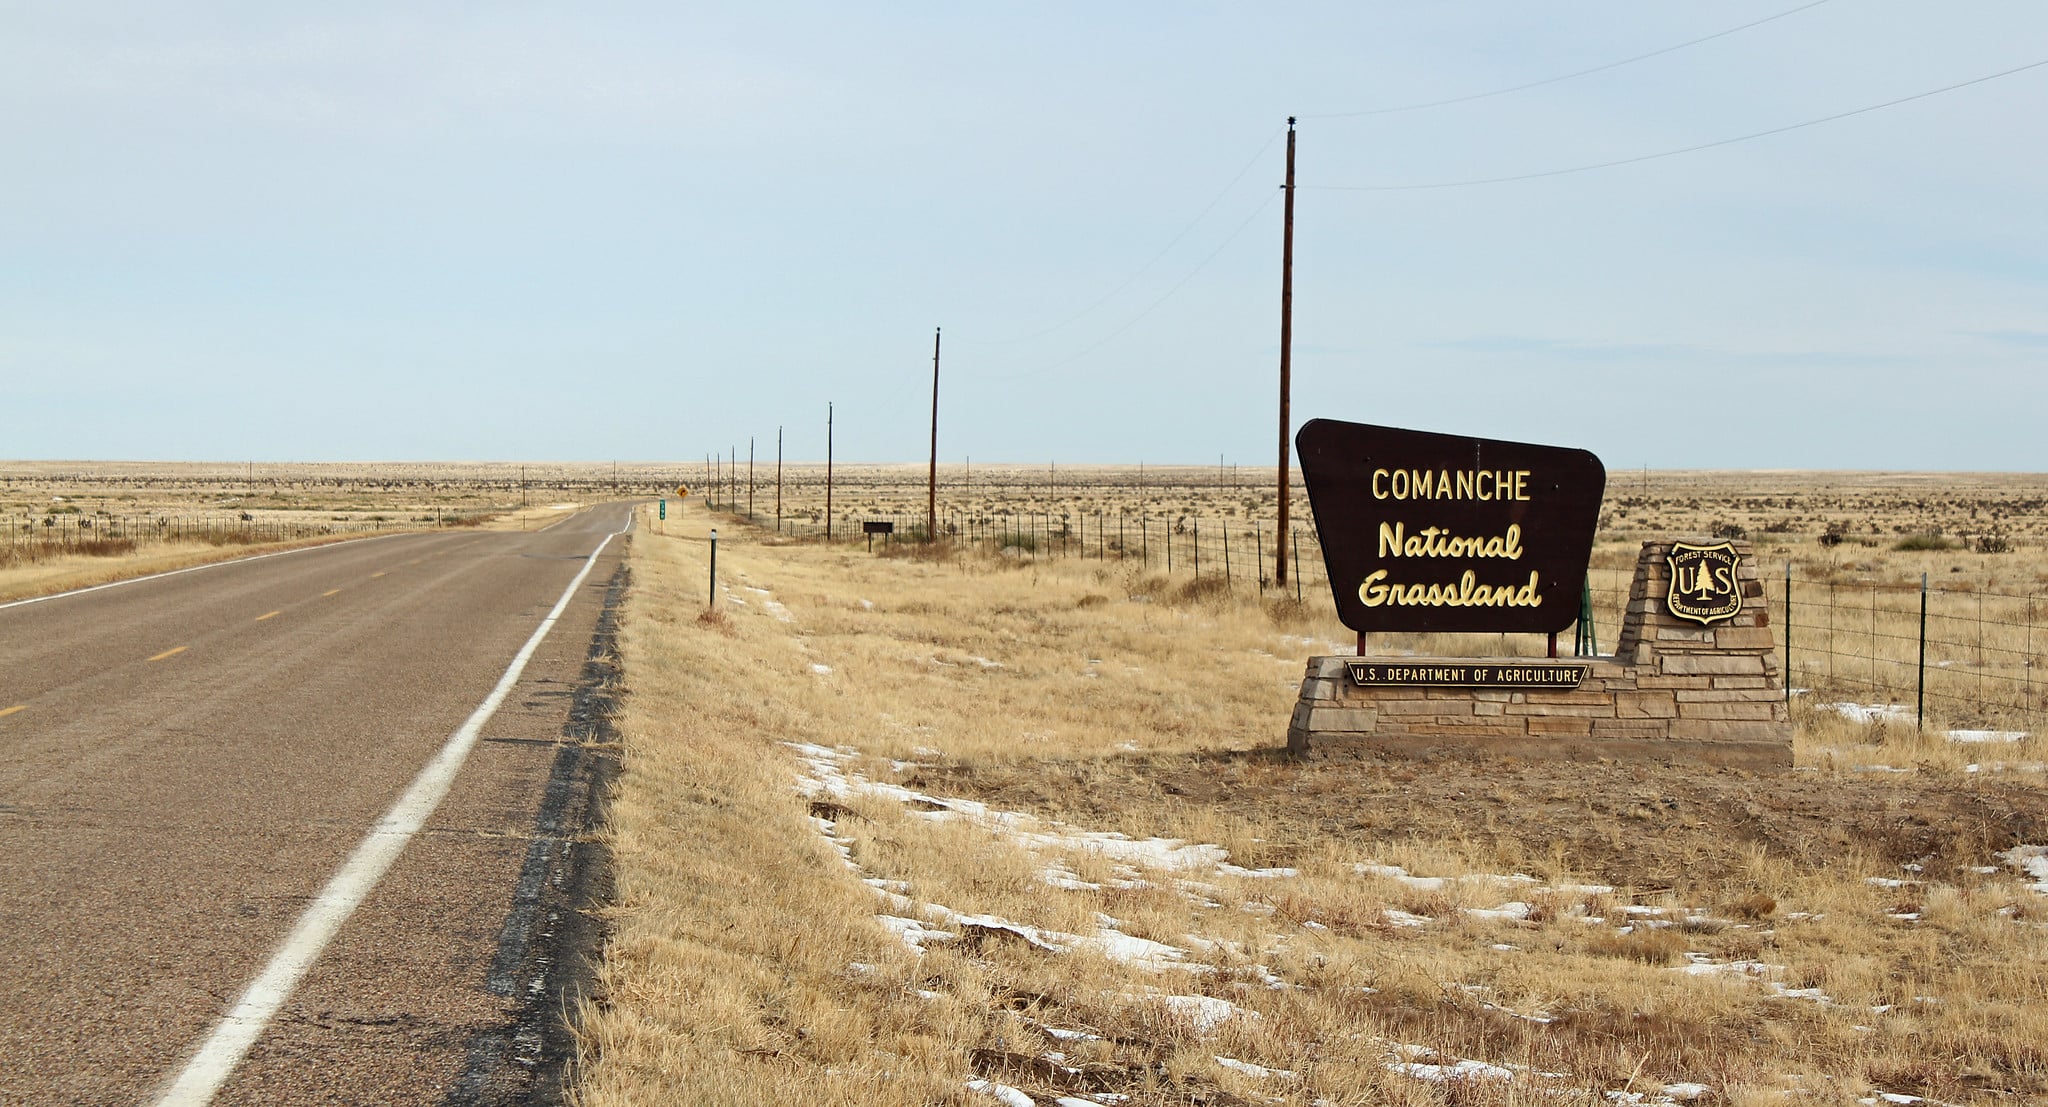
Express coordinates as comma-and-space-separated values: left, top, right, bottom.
1893, 533, 1956, 552
1711, 520, 1748, 540
1172, 576, 1232, 605
1975, 530, 2013, 554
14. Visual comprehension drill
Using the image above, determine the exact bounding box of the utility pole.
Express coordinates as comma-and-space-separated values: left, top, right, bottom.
1275, 116, 1297, 590
825, 403, 835, 540
776, 426, 784, 532
928, 326, 941, 543
748, 437, 755, 520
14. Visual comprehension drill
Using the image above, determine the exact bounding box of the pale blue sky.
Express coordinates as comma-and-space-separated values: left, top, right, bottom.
4, 2, 2045, 469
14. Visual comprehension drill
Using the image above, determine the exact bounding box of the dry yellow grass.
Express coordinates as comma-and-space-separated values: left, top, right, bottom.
581, 494, 2048, 1107
0, 534, 408, 605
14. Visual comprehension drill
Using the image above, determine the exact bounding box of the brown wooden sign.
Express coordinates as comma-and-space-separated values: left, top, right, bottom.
1297, 419, 1605, 634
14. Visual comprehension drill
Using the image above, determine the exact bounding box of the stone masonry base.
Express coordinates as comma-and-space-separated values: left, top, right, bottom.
1286, 539, 1791, 768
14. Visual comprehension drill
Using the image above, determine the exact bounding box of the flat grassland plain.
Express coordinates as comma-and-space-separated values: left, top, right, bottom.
0, 460, 686, 601
10, 464, 2048, 1106
586, 468, 2048, 1107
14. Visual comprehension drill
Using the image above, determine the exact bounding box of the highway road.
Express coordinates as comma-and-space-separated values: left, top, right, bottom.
0, 503, 635, 1105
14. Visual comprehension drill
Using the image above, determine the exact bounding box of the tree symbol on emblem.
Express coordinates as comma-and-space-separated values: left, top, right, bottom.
1691, 564, 1717, 600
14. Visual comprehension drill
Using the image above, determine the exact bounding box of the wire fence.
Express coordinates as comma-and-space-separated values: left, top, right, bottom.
1, 512, 438, 565
1591, 569, 2046, 733
701, 486, 2045, 734
703, 494, 1339, 601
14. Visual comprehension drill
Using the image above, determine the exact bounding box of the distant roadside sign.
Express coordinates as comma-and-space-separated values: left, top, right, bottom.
676, 485, 689, 497
659, 499, 666, 520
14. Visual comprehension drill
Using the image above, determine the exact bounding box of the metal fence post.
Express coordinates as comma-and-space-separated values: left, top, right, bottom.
709, 529, 719, 609
1783, 561, 1792, 706
1917, 572, 1927, 731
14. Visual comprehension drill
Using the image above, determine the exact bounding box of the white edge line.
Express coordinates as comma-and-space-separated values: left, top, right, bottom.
0, 532, 403, 612
149, 518, 629, 1106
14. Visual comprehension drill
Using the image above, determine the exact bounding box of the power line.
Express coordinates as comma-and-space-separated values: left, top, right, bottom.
960, 127, 1284, 346
1303, 0, 1834, 119
1306, 55, 2048, 192
980, 190, 1280, 385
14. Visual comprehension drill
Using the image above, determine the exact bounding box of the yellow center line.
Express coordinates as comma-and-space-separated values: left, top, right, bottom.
255, 610, 282, 622
148, 646, 189, 662
0, 705, 24, 719
322, 588, 342, 597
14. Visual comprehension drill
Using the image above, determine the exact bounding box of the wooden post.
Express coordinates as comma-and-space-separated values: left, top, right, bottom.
1275, 116, 1297, 590
928, 326, 941, 543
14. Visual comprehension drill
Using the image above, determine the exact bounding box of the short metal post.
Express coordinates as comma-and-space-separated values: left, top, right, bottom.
1917, 572, 1928, 731
708, 529, 719, 608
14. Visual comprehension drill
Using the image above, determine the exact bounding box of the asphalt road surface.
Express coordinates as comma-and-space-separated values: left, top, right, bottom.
0, 504, 635, 1106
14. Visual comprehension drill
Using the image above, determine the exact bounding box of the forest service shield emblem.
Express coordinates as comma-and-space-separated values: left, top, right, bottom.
1666, 541, 1743, 625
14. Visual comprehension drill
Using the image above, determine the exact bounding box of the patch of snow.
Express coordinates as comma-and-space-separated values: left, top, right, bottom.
1464, 901, 1534, 922
1951, 729, 2027, 743
1158, 994, 1259, 1034
1676, 954, 1775, 978
1086, 928, 1192, 972
1043, 867, 1102, 891
1391, 1058, 1516, 1083
2000, 844, 2048, 894
1383, 909, 1434, 928
877, 914, 956, 951
966, 1079, 1034, 1107
1820, 701, 2029, 743
1214, 1056, 1297, 1079
1354, 862, 1448, 890
1217, 863, 1298, 879
1820, 702, 1914, 726
809, 663, 833, 674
